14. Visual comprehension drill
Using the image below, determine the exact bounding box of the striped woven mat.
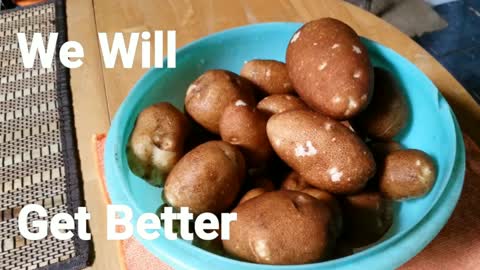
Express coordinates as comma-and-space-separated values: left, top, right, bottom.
0, 1, 91, 269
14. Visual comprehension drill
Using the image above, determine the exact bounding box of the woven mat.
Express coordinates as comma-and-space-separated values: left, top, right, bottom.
0, 1, 91, 269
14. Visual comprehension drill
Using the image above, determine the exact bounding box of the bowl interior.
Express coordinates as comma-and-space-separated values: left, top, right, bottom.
106, 23, 458, 269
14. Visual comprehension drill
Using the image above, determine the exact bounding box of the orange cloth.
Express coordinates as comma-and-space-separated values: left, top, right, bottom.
92, 134, 480, 270
14, 0, 47, 7
92, 134, 172, 270
401, 135, 480, 270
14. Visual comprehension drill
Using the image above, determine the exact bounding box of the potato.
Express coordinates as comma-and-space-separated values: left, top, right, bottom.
185, 70, 256, 133
301, 188, 343, 239
240, 60, 293, 95
364, 141, 402, 189
219, 103, 272, 167
257, 94, 309, 117
281, 171, 312, 191
286, 18, 373, 119
267, 110, 376, 194
353, 68, 409, 139
223, 190, 334, 264
164, 141, 245, 214
238, 188, 268, 205
379, 149, 436, 200
128, 102, 188, 186
342, 191, 393, 248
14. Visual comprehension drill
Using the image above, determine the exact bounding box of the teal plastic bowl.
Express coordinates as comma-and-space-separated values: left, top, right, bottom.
105, 23, 465, 270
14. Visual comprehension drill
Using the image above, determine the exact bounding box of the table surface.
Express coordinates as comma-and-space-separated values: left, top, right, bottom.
66, 0, 480, 269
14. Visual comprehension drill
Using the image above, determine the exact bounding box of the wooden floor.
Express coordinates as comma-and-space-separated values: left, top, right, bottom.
65, 0, 480, 269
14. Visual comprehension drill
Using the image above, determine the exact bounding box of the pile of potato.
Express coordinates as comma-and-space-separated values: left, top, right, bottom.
127, 18, 437, 265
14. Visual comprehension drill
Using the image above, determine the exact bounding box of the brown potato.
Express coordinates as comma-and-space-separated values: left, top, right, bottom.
281, 171, 312, 191
379, 149, 436, 200
240, 60, 293, 95
238, 188, 268, 205
185, 70, 256, 133
164, 141, 245, 214
267, 110, 376, 194
128, 102, 188, 187
365, 141, 402, 190
301, 188, 343, 239
219, 103, 272, 167
223, 190, 334, 264
286, 18, 373, 120
257, 94, 309, 117
353, 67, 409, 140
342, 191, 393, 248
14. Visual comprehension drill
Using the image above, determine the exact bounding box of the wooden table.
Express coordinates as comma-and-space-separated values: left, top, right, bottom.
65, 0, 480, 269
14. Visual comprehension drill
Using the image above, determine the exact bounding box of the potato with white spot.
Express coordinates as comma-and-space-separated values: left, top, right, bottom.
342, 191, 393, 248
257, 94, 309, 117
219, 103, 272, 167
286, 18, 373, 119
267, 110, 375, 194
223, 190, 334, 264
128, 102, 188, 187
379, 149, 436, 200
185, 70, 256, 133
164, 141, 245, 214
353, 68, 409, 140
240, 60, 294, 95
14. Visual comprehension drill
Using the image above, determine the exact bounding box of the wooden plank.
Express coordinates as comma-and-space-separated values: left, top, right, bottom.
66, 0, 119, 269
67, 0, 110, 180
72, 0, 480, 268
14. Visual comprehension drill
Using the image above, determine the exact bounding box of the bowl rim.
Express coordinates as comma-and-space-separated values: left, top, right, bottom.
105, 22, 465, 270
